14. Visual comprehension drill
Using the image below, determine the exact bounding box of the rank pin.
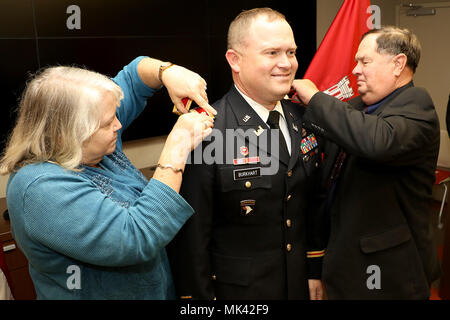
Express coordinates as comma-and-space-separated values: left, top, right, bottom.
254, 126, 264, 136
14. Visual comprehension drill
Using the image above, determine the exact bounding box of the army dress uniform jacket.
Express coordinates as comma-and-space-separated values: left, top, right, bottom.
168, 86, 329, 300
304, 81, 442, 299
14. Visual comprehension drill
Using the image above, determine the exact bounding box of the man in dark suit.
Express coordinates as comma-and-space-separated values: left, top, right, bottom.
292, 26, 442, 299
168, 8, 328, 300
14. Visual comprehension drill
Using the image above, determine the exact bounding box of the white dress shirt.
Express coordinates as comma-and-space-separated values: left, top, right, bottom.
235, 85, 291, 155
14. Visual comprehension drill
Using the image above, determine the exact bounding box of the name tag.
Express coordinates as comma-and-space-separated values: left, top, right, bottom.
233, 167, 261, 180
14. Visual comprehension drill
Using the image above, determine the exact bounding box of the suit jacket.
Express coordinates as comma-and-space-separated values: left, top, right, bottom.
168, 86, 328, 300
305, 81, 442, 299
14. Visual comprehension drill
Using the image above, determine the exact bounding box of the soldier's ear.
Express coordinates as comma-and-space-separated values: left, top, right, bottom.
225, 49, 241, 73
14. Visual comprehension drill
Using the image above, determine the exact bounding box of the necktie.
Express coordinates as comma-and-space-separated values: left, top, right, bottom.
267, 110, 290, 164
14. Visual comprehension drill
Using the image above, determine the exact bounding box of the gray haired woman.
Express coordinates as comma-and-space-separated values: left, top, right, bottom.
0, 56, 215, 299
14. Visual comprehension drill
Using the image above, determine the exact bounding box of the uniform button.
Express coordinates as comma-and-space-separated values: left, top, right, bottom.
286, 194, 292, 201
286, 219, 292, 228
286, 244, 292, 252
245, 181, 252, 188
212, 275, 217, 281
287, 170, 293, 177
315, 162, 319, 168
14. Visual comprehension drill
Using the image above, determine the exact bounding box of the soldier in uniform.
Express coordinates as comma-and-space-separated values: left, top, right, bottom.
167, 8, 328, 300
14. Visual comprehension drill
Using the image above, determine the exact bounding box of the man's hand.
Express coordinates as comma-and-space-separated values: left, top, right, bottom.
308, 279, 324, 300
162, 65, 217, 117
291, 79, 320, 106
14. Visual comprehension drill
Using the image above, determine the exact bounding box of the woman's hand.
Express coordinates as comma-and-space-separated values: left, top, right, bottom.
162, 65, 217, 117
154, 112, 213, 193
137, 57, 217, 116
161, 112, 214, 167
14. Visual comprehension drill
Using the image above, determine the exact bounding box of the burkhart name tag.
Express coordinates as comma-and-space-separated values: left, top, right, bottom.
233, 167, 261, 180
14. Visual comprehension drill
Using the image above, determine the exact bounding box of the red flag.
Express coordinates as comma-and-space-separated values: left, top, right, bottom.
304, 0, 372, 101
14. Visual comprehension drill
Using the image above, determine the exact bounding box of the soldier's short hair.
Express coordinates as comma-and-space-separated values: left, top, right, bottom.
362, 26, 421, 73
227, 7, 286, 50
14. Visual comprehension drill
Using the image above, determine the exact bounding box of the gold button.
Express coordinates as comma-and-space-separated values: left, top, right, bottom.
286, 219, 292, 228
287, 170, 293, 177
245, 181, 252, 188
212, 275, 217, 280
286, 244, 292, 252
286, 194, 292, 201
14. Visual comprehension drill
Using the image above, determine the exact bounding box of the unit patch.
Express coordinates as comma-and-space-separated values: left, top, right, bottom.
240, 199, 256, 215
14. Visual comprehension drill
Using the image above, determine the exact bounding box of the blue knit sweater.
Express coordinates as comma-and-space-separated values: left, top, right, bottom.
6, 57, 194, 299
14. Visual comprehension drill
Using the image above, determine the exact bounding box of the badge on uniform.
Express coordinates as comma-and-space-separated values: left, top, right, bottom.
233, 167, 261, 180
302, 150, 316, 162
254, 126, 264, 136
233, 144, 261, 165
301, 128, 307, 138
240, 199, 255, 216
233, 156, 260, 165
240, 146, 249, 156
300, 133, 318, 154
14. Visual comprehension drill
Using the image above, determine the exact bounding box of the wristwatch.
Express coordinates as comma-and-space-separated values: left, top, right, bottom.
158, 62, 174, 85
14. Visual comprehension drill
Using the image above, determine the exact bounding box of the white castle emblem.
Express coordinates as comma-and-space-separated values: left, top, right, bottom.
324, 76, 354, 100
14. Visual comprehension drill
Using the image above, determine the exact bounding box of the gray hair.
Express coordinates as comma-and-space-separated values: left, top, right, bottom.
0, 66, 123, 173
362, 26, 421, 73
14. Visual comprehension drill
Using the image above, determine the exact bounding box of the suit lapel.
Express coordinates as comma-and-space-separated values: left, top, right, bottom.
371, 81, 414, 116
350, 81, 415, 115
349, 96, 366, 111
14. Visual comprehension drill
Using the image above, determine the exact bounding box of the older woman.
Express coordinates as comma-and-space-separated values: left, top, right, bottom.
0, 56, 215, 299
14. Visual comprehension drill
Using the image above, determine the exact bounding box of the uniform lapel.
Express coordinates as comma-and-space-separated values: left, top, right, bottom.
282, 100, 303, 170
226, 87, 282, 164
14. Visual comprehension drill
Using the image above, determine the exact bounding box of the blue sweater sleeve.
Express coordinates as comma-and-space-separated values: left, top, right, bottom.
20, 172, 193, 267
112, 56, 158, 149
